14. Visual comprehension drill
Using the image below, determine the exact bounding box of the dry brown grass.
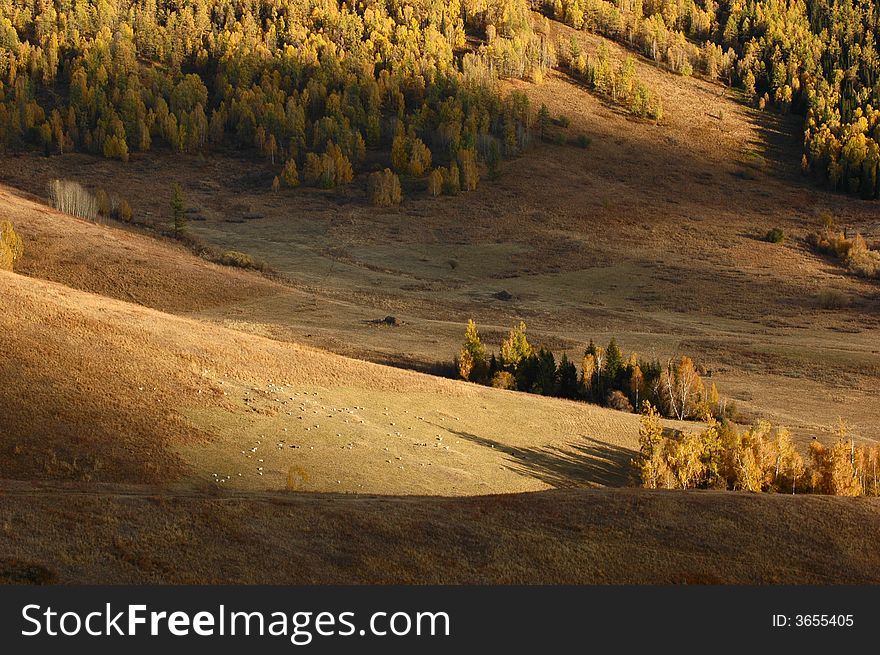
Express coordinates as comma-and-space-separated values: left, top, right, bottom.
0, 185, 283, 314
0, 481, 877, 584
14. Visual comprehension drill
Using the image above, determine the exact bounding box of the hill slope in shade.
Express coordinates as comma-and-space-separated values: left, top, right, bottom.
0, 483, 878, 584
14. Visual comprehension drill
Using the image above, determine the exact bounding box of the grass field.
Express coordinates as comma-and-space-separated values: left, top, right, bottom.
1, 12, 879, 584
1, 482, 878, 584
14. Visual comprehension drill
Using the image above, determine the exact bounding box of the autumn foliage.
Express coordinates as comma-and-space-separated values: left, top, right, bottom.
456, 321, 723, 421
543, 0, 880, 197
0, 220, 23, 271
367, 169, 402, 207
636, 409, 878, 497
0, 0, 545, 194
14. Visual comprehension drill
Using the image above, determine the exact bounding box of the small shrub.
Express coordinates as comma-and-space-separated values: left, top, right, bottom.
0, 221, 24, 271
554, 115, 570, 128
368, 168, 402, 206
572, 134, 591, 148
551, 132, 566, 145
217, 250, 256, 268
765, 227, 785, 243
47, 179, 98, 221
491, 371, 516, 390
607, 389, 634, 413
817, 288, 849, 309
847, 234, 880, 278
807, 219, 880, 279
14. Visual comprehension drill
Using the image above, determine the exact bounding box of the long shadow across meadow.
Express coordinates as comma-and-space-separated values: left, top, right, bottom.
448, 429, 637, 488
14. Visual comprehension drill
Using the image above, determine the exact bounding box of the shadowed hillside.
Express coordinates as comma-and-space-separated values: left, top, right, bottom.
0, 483, 878, 584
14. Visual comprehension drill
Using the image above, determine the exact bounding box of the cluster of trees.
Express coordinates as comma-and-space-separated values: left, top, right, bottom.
47, 178, 133, 223
807, 214, 880, 279
368, 168, 402, 206
96, 189, 132, 222
559, 39, 662, 119
0, 220, 22, 270
47, 179, 98, 220
540, 0, 731, 78
0, 0, 551, 200
458, 320, 723, 420
537, 0, 880, 197
637, 408, 880, 496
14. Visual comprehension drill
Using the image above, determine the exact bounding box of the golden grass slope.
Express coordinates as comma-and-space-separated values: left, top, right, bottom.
2, 181, 880, 585
1, 266, 659, 493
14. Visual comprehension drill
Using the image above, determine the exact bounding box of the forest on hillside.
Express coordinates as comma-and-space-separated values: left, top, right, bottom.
540, 0, 880, 197
0, 0, 552, 194
0, 0, 878, 197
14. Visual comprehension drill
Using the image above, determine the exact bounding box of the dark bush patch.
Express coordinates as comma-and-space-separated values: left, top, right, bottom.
765, 227, 785, 243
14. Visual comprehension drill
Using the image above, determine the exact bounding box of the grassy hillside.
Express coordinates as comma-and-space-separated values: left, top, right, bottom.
5, 44, 878, 445
1, 203, 667, 494
1, 483, 878, 584
2, 184, 880, 584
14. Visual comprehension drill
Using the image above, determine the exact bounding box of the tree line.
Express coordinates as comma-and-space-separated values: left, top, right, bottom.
458, 319, 726, 421
0, 0, 551, 200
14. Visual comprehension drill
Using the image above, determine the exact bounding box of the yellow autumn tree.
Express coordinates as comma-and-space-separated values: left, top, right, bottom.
0, 221, 24, 271
367, 169, 402, 206
458, 319, 489, 383
772, 428, 804, 493
281, 159, 300, 187
408, 138, 432, 176
659, 356, 705, 420
427, 168, 444, 196
635, 402, 667, 489
391, 132, 409, 173
458, 149, 479, 191
500, 321, 532, 371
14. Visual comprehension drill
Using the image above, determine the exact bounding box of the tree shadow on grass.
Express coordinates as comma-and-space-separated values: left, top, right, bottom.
447, 429, 637, 488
